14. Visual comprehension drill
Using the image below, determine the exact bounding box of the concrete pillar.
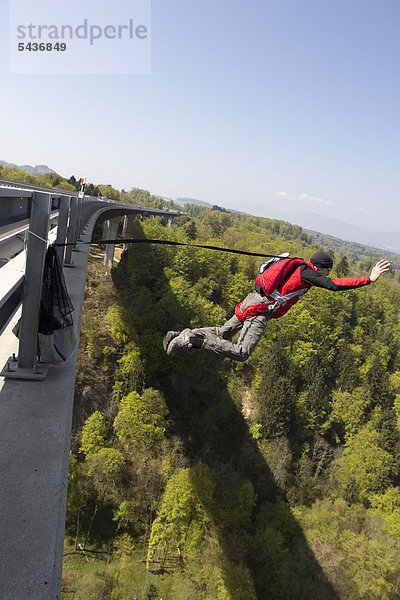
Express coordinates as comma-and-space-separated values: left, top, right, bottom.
121, 215, 129, 251
103, 218, 119, 268
122, 215, 128, 237
103, 219, 110, 242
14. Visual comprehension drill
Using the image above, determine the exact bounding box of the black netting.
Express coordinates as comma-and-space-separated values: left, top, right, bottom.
38, 245, 74, 335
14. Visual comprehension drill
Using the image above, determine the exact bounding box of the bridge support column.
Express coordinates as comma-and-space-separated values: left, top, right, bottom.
1, 192, 51, 380
103, 218, 119, 268
121, 215, 131, 251
122, 215, 128, 237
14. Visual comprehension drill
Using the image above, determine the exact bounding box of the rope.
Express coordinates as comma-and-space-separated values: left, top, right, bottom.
53, 237, 283, 259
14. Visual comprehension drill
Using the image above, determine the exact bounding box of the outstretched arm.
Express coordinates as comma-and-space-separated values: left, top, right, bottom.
300, 262, 384, 291
370, 260, 391, 282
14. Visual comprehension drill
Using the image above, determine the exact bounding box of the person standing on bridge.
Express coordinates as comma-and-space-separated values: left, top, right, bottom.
163, 251, 390, 362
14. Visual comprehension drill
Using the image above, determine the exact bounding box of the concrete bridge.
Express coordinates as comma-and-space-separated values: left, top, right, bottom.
0, 181, 179, 599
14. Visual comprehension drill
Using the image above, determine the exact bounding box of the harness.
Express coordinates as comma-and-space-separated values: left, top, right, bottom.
235, 257, 311, 322
269, 287, 309, 309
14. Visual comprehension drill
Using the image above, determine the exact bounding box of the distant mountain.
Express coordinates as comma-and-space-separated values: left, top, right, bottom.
174, 197, 248, 215
175, 197, 214, 208
284, 209, 400, 255
0, 160, 55, 177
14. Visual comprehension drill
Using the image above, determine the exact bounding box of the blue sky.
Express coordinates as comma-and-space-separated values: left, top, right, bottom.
1, 0, 399, 232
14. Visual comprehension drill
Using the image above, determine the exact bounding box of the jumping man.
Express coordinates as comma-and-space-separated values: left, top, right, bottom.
163, 251, 390, 362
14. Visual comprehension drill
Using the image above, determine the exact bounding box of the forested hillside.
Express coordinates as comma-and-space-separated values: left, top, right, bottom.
4, 169, 399, 597
60, 204, 399, 599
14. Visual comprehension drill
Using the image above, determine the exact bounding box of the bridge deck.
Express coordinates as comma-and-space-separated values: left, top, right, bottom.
0, 223, 92, 600
0, 189, 180, 599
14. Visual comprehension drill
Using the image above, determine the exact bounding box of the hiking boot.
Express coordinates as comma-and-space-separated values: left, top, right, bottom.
166, 328, 194, 357
163, 330, 180, 351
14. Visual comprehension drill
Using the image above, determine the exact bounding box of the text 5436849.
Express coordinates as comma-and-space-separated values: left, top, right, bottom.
18, 43, 67, 51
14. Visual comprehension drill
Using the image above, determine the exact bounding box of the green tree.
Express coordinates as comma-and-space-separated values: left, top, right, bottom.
254, 345, 296, 439
330, 387, 371, 442
340, 531, 398, 600
147, 465, 213, 569
80, 411, 108, 457
335, 424, 393, 504
98, 184, 120, 201
114, 389, 168, 455
86, 447, 126, 503
296, 365, 331, 434
67, 174, 79, 189
369, 486, 400, 540
335, 255, 350, 276
185, 220, 197, 240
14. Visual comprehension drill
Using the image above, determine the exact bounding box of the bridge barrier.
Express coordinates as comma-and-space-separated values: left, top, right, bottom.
0, 181, 178, 381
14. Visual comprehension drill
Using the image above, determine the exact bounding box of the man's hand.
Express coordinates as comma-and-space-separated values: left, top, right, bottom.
370, 260, 391, 282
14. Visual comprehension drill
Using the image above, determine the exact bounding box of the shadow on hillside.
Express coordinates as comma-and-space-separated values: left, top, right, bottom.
112, 221, 339, 600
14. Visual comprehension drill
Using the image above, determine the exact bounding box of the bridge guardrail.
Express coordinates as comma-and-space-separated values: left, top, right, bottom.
0, 181, 178, 380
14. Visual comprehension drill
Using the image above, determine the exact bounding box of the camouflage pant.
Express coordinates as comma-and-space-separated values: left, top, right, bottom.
192, 292, 271, 362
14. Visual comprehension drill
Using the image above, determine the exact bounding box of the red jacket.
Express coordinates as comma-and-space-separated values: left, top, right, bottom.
235, 259, 370, 322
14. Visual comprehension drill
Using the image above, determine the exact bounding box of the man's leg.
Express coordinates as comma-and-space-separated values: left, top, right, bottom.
166, 316, 243, 357
192, 314, 243, 342
191, 292, 271, 361
165, 293, 270, 361
193, 313, 270, 361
